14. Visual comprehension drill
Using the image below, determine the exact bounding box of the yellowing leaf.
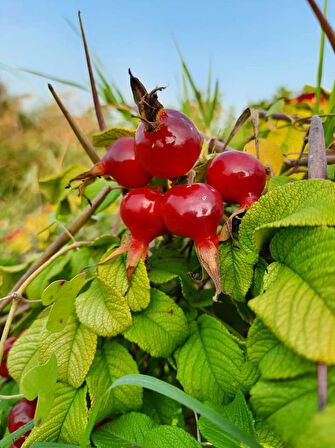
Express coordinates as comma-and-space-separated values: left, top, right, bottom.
92, 127, 136, 147
244, 139, 283, 176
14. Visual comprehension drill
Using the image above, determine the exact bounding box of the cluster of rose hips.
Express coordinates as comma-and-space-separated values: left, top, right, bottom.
72, 72, 266, 300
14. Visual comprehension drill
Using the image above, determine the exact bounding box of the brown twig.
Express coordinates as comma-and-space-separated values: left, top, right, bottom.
250, 109, 260, 160
78, 11, 107, 131
307, 115, 328, 411
306, 0, 335, 52
48, 84, 100, 164
284, 154, 335, 167
257, 109, 301, 122
0, 185, 113, 314
294, 128, 310, 168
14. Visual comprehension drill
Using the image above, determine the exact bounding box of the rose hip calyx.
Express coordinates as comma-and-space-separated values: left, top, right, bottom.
98, 187, 166, 283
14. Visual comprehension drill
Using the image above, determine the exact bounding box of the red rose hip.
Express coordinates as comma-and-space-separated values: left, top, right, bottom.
135, 109, 202, 178
99, 187, 166, 282
162, 183, 223, 300
7, 398, 37, 448
68, 137, 152, 192
129, 70, 202, 179
206, 150, 266, 208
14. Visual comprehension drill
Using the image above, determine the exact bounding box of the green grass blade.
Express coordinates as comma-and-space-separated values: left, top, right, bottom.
207, 79, 220, 129
181, 71, 191, 117
324, 80, 335, 146
81, 374, 262, 448
314, 0, 328, 114
206, 60, 213, 107
0, 420, 34, 448
174, 40, 207, 123
9, 65, 88, 91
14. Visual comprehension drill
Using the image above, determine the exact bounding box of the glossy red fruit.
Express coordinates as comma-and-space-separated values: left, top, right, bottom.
99, 188, 166, 282
99, 137, 152, 188
206, 150, 266, 208
0, 336, 16, 378
135, 109, 202, 179
8, 399, 37, 448
162, 183, 223, 300
69, 137, 152, 190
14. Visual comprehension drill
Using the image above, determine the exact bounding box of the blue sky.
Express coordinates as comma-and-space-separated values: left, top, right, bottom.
0, 0, 334, 115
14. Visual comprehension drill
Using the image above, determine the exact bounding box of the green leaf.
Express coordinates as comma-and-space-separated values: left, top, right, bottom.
239, 179, 335, 255
31, 444, 79, 447
249, 227, 335, 363
141, 390, 183, 426
23, 383, 88, 447
39, 312, 97, 387
294, 405, 335, 448
143, 425, 201, 448
0, 262, 30, 296
219, 240, 256, 301
86, 340, 142, 421
7, 314, 47, 383
92, 127, 135, 147
69, 248, 94, 278
75, 278, 132, 337
198, 392, 256, 448
250, 369, 335, 444
0, 420, 34, 448
255, 422, 285, 448
45, 274, 88, 333
39, 166, 86, 204
148, 247, 196, 299
250, 257, 268, 297
21, 354, 57, 426
266, 176, 291, 191
84, 374, 262, 448
26, 252, 72, 300
247, 318, 315, 379
88, 235, 120, 262
0, 381, 20, 437
324, 80, 335, 146
81, 178, 120, 212
265, 99, 284, 117
123, 288, 188, 357
98, 255, 150, 312
92, 412, 157, 448
175, 314, 248, 403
